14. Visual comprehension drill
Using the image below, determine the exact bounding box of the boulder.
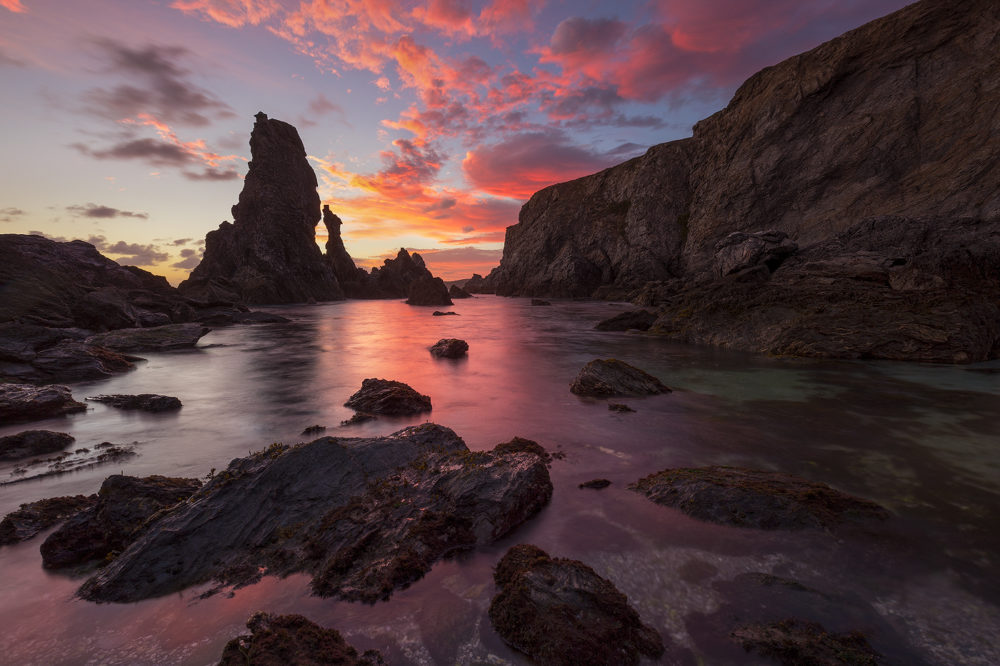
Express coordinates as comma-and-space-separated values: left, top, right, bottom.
0, 495, 97, 546
87, 394, 182, 412
429, 338, 468, 359
78, 424, 553, 603
40, 474, 202, 569
594, 309, 657, 332
628, 466, 889, 531
0, 384, 86, 423
488, 544, 664, 666
219, 612, 385, 666
344, 378, 431, 416
406, 275, 453, 306
179, 113, 344, 304
85, 324, 210, 352
0, 430, 75, 461
570, 359, 670, 397
449, 284, 472, 299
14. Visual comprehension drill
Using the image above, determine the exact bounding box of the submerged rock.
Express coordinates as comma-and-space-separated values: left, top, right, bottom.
406, 275, 453, 306
0, 495, 97, 546
429, 338, 468, 359
340, 412, 376, 426
179, 113, 344, 305
570, 359, 670, 397
344, 378, 431, 416
608, 403, 636, 413
732, 619, 882, 665
432, 311, 458, 316
40, 474, 202, 569
579, 479, 611, 490
79, 424, 552, 603
0, 430, 75, 461
595, 309, 657, 332
488, 544, 664, 666
219, 612, 385, 666
87, 394, 182, 412
85, 323, 210, 352
530, 299, 551, 306
629, 466, 889, 530
0, 384, 86, 423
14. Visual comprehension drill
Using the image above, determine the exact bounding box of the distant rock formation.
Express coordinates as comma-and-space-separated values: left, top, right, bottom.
486, 0, 1000, 362
180, 112, 344, 304
322, 205, 370, 298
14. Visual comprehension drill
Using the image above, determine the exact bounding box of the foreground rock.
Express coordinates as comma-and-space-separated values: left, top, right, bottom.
0, 384, 86, 423
41, 474, 201, 569
344, 378, 431, 416
0, 430, 75, 461
485, 0, 1000, 362
595, 309, 657, 332
406, 275, 453, 306
570, 359, 670, 397
179, 112, 344, 305
219, 612, 385, 666
629, 466, 889, 530
87, 394, 182, 412
0, 495, 97, 545
85, 323, 210, 352
429, 338, 468, 359
488, 544, 664, 666
79, 424, 553, 603
732, 619, 882, 665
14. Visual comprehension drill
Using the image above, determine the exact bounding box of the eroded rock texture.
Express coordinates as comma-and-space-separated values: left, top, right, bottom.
219, 612, 385, 666
0, 384, 86, 423
79, 424, 552, 603
180, 113, 343, 305
0, 495, 97, 546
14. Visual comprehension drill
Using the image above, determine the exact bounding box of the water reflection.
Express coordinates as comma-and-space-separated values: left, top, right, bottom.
0, 296, 998, 664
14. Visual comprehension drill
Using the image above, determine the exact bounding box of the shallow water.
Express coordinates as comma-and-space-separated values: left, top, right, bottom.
1, 296, 998, 665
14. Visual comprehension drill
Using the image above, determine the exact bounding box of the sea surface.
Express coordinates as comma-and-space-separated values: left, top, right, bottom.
1, 296, 998, 665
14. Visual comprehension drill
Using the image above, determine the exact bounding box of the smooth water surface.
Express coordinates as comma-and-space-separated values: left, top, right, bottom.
1, 296, 998, 664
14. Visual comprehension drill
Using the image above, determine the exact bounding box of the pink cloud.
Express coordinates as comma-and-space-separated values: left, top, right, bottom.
170, 0, 280, 28
0, 0, 26, 13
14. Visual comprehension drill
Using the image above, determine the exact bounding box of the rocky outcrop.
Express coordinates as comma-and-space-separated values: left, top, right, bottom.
0, 384, 86, 423
219, 613, 385, 666
179, 113, 343, 305
488, 544, 665, 666
463, 273, 487, 293
344, 378, 432, 416
629, 466, 889, 530
84, 323, 210, 352
449, 284, 471, 299
429, 338, 468, 359
87, 394, 182, 412
0, 495, 97, 545
79, 424, 553, 603
40, 474, 202, 569
570, 359, 670, 397
406, 275, 452, 306
487, 0, 1000, 361
594, 309, 657, 332
0, 430, 75, 461
322, 205, 372, 299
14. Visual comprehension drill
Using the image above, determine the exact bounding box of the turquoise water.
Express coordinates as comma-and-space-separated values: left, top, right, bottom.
0, 296, 997, 664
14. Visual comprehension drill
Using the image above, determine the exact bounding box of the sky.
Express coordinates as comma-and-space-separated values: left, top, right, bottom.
0, 0, 913, 284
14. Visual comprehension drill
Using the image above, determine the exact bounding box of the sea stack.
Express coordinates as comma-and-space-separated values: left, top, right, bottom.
179, 112, 344, 305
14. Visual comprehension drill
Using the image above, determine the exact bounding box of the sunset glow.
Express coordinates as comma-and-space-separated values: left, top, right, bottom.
1, 0, 911, 283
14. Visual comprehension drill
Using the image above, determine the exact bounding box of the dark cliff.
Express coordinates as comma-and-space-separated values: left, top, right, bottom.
489, 0, 1000, 297
180, 112, 344, 305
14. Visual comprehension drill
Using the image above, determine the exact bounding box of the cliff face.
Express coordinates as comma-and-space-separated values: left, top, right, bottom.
180, 112, 343, 304
489, 0, 1000, 296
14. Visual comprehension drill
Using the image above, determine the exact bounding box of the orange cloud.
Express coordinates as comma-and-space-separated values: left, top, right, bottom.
1, 0, 26, 13
170, 0, 279, 28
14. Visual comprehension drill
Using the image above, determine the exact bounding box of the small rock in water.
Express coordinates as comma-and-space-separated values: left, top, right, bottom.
88, 394, 182, 412
429, 338, 469, 358
488, 544, 665, 665
219, 612, 385, 666
731, 619, 882, 665
432, 310, 459, 316
0, 430, 75, 461
595, 309, 657, 332
530, 298, 551, 306
608, 403, 636, 413
629, 466, 890, 530
344, 378, 431, 416
0, 384, 87, 423
300, 424, 327, 436
570, 359, 670, 397
579, 479, 611, 490
0, 495, 97, 546
340, 412, 377, 426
